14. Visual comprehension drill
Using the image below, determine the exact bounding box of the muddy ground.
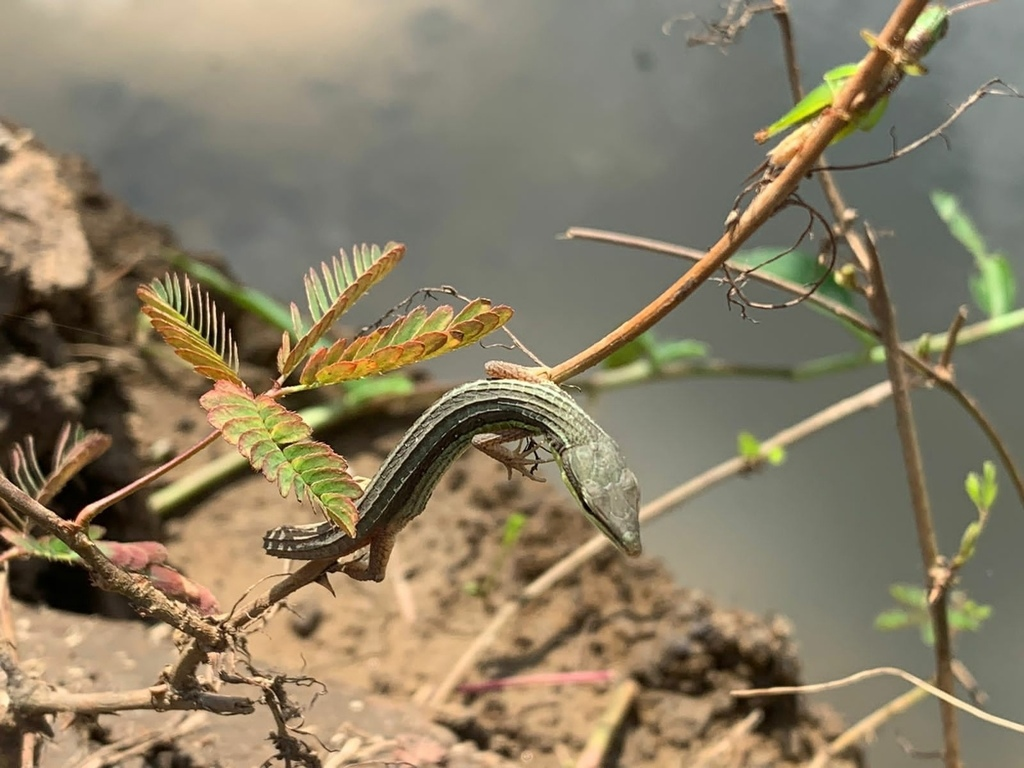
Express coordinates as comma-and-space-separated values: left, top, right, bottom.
0, 123, 862, 767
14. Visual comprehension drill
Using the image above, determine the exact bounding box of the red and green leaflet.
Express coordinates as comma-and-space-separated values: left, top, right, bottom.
300, 299, 514, 386
139, 273, 243, 387
277, 242, 406, 379
200, 381, 364, 536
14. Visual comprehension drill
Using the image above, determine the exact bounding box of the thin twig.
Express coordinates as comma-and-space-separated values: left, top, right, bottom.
732, 666, 1024, 736
12, 683, 252, 716
560, 227, 877, 337
75, 430, 220, 527
861, 222, 960, 766
819, 79, 1023, 173
938, 306, 968, 371
691, 708, 764, 768
574, 678, 639, 768
69, 712, 206, 768
427, 379, 896, 705
807, 684, 929, 767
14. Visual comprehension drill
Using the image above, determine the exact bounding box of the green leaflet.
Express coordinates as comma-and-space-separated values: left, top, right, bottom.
200, 381, 362, 535
138, 274, 243, 386
278, 243, 406, 377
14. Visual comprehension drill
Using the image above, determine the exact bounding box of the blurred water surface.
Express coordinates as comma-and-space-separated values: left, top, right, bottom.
2, 1, 1023, 764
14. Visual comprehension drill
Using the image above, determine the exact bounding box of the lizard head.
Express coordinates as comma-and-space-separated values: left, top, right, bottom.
559, 439, 642, 557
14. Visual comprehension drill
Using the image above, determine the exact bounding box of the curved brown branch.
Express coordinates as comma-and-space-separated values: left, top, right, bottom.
547, 0, 933, 383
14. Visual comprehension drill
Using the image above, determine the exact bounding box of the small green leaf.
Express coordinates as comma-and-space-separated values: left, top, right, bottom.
501, 512, 528, 549
963, 601, 993, 625
651, 339, 710, 365
920, 623, 936, 647
931, 191, 1016, 318
737, 431, 761, 460
958, 520, 982, 562
764, 445, 786, 466
874, 609, 913, 631
603, 334, 658, 369
889, 583, 927, 609
965, 472, 982, 508
965, 462, 998, 511
930, 190, 989, 262
982, 461, 999, 509
970, 256, 1016, 318
949, 610, 980, 633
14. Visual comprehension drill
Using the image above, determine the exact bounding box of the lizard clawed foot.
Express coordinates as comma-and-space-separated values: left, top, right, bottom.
472, 432, 551, 482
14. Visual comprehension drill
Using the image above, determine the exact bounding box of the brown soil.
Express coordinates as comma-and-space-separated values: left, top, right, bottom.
0, 121, 863, 767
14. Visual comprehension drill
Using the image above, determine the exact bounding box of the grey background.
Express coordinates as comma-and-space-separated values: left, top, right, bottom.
2, 1, 1023, 764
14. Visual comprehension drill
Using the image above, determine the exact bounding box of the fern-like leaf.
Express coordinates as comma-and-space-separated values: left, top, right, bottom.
138, 274, 243, 386
2, 526, 110, 563
277, 242, 406, 378
199, 381, 362, 535
299, 299, 514, 386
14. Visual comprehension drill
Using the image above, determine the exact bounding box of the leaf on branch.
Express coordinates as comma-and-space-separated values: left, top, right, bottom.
0, 526, 165, 571
603, 331, 709, 370
278, 242, 406, 378
200, 381, 362, 534
138, 273, 243, 386
298, 300, 513, 386
931, 190, 1017, 318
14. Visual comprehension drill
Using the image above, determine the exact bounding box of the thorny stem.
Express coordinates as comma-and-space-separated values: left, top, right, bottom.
546, 0, 933, 384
